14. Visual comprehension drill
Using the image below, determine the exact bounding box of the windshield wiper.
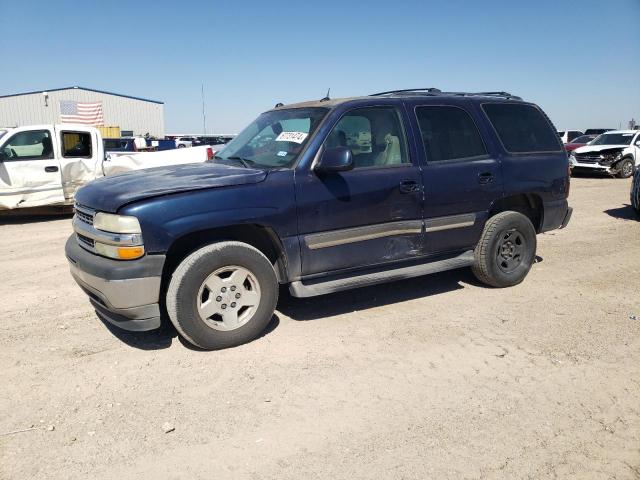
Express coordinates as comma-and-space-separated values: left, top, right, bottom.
223, 156, 255, 168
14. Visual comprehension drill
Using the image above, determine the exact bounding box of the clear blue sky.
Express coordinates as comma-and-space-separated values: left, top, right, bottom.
1, 0, 638, 133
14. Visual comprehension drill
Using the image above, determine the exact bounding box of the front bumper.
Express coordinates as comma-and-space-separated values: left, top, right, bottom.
569, 158, 616, 174
65, 235, 165, 331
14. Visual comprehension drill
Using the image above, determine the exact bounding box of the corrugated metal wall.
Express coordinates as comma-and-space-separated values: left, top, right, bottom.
0, 88, 164, 137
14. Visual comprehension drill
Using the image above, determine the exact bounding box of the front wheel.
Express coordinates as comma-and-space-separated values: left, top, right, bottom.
166, 241, 278, 350
472, 211, 537, 288
632, 170, 640, 213
617, 158, 634, 179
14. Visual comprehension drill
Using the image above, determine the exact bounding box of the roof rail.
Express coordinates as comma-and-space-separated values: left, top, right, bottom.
370, 88, 442, 96
369, 89, 522, 101
446, 91, 522, 100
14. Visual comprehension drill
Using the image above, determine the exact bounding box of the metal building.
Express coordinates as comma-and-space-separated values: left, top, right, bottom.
0, 86, 164, 137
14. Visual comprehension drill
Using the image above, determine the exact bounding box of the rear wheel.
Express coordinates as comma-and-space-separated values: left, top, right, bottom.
166, 241, 278, 350
617, 158, 634, 179
472, 211, 537, 288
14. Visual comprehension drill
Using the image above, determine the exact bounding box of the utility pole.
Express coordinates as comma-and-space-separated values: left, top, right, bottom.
201, 83, 206, 136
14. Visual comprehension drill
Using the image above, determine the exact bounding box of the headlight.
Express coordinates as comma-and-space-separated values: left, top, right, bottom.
600, 152, 622, 166
93, 212, 141, 234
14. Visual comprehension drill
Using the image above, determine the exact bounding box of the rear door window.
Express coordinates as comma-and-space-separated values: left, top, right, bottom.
61, 131, 93, 158
483, 103, 562, 153
415, 106, 487, 162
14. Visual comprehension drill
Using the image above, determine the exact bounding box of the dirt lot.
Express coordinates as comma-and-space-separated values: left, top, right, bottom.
1, 177, 639, 479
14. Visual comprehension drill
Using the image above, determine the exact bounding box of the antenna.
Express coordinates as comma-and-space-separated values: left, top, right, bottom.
320, 88, 331, 102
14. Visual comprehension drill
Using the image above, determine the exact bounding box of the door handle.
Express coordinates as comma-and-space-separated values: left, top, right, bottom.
478, 172, 493, 184
45, 166, 59, 173
399, 180, 420, 194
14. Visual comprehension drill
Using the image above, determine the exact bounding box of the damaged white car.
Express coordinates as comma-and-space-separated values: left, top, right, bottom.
0, 124, 214, 211
569, 130, 640, 178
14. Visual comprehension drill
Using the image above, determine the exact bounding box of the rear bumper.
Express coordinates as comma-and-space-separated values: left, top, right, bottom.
65, 235, 165, 331
541, 199, 572, 232
560, 206, 573, 229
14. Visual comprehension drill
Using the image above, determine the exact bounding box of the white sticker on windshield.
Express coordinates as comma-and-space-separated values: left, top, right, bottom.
275, 131, 308, 144
277, 151, 288, 157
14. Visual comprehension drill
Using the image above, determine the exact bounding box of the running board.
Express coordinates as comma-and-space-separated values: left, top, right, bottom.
289, 250, 474, 298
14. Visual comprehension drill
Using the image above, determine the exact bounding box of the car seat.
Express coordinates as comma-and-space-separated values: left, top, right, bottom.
41, 136, 53, 158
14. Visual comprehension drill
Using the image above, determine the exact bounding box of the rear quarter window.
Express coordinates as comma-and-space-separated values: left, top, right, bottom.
483, 103, 562, 153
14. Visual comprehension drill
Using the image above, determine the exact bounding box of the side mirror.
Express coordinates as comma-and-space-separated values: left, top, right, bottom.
315, 146, 353, 173
635, 140, 640, 146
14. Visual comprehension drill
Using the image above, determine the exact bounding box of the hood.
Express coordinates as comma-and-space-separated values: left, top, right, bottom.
573, 144, 627, 155
75, 162, 267, 212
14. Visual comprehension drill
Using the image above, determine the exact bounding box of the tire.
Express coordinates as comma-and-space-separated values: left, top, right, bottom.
617, 158, 634, 179
472, 211, 537, 288
632, 169, 640, 213
177, 144, 186, 148
166, 241, 278, 350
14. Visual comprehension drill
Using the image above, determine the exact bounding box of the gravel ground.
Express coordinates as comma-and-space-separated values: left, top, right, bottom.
1, 177, 638, 480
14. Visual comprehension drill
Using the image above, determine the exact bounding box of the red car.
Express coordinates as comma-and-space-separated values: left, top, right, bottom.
564, 134, 596, 153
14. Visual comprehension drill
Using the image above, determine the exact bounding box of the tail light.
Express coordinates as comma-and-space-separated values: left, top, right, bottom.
207, 147, 214, 161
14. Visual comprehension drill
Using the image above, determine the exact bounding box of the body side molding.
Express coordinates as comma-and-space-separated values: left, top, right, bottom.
304, 220, 422, 250
425, 213, 476, 232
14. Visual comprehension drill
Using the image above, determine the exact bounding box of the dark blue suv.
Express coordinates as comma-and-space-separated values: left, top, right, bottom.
66, 89, 572, 349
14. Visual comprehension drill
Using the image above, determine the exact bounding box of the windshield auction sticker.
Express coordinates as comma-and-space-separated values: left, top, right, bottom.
275, 131, 308, 144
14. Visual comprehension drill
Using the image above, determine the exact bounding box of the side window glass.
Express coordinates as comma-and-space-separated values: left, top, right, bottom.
1, 130, 53, 161
326, 107, 409, 168
62, 131, 92, 158
415, 106, 487, 162
483, 103, 562, 153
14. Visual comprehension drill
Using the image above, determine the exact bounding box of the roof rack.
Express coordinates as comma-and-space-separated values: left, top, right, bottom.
370, 88, 442, 96
369, 89, 522, 101
448, 91, 522, 100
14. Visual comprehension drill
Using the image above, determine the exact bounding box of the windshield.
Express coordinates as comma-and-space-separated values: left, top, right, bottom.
570, 135, 594, 144
215, 107, 328, 168
590, 132, 635, 146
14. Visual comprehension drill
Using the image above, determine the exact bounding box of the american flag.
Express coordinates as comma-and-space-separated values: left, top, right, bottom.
59, 100, 104, 125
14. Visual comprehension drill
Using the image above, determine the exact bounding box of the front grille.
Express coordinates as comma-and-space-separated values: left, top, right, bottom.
75, 204, 94, 225
575, 154, 600, 164
76, 233, 95, 249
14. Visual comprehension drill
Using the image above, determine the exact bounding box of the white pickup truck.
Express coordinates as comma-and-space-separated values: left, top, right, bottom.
0, 124, 214, 210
